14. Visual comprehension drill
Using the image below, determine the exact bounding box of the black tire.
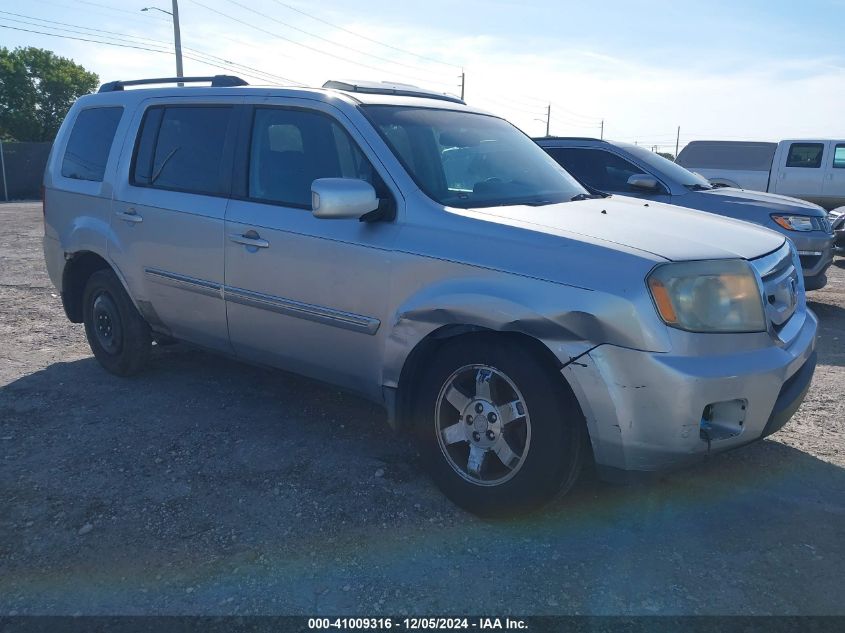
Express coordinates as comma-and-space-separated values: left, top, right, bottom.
82, 269, 151, 376
413, 334, 583, 516
804, 273, 827, 291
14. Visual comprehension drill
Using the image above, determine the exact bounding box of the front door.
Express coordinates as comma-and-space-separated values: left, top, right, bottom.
110, 98, 240, 352
544, 147, 672, 201
223, 100, 401, 397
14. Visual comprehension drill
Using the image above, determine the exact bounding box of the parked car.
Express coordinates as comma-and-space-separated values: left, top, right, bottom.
536, 137, 834, 290
43, 77, 817, 515
830, 207, 845, 255
676, 139, 845, 210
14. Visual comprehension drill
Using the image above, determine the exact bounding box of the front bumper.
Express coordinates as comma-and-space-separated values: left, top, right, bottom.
789, 232, 834, 280
562, 308, 818, 479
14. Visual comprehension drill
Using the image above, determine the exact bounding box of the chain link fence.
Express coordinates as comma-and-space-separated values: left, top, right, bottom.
0, 141, 53, 201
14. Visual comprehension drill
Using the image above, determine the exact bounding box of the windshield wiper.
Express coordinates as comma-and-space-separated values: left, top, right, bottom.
570, 193, 607, 201
684, 183, 713, 191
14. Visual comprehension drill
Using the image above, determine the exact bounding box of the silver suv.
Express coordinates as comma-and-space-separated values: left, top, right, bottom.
43, 77, 818, 515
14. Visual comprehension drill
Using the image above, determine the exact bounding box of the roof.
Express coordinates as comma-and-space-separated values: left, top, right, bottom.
533, 136, 605, 144
90, 75, 475, 111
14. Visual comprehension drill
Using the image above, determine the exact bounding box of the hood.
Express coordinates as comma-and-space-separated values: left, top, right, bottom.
697, 187, 827, 216
462, 195, 785, 262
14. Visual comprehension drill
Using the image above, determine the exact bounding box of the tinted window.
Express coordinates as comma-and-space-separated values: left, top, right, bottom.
546, 147, 643, 191
132, 106, 233, 195
676, 141, 777, 170
61, 107, 123, 182
786, 143, 824, 168
365, 106, 586, 209
833, 144, 845, 169
248, 108, 380, 208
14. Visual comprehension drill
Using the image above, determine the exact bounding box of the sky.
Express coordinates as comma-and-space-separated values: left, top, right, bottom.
1, 0, 844, 153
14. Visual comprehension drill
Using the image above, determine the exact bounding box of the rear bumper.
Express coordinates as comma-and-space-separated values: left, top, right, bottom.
563, 309, 818, 479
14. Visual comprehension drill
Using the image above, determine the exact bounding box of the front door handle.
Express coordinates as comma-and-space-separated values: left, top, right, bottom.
228, 231, 269, 249
115, 209, 143, 223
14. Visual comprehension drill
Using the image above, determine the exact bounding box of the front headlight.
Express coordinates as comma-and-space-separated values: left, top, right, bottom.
771, 214, 815, 231
647, 259, 766, 333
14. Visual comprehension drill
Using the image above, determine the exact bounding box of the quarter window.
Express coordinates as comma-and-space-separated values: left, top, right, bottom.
132, 106, 234, 195
785, 143, 824, 168
833, 144, 845, 169
61, 107, 123, 182
248, 108, 381, 208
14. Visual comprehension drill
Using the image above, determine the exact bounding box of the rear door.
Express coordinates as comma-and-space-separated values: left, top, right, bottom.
771, 141, 829, 204
223, 98, 401, 397
822, 142, 845, 209
110, 97, 240, 352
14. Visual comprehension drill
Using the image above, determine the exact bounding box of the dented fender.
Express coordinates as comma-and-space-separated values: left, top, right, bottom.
382, 274, 672, 390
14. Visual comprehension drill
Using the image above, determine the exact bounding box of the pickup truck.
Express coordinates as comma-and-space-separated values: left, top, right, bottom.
676, 140, 845, 210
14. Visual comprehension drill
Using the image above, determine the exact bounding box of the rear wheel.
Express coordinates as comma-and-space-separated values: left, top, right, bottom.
82, 269, 151, 376
414, 335, 583, 516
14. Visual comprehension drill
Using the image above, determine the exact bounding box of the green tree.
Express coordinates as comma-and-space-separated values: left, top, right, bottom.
657, 152, 676, 161
0, 47, 99, 142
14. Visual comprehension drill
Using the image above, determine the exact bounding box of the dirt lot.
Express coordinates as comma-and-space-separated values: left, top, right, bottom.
1, 201, 844, 615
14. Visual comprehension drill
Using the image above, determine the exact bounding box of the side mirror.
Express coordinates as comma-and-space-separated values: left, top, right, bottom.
311, 178, 379, 220
627, 174, 660, 192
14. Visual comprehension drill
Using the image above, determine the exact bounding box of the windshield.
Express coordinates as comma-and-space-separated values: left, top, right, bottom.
620, 143, 713, 188
364, 105, 587, 208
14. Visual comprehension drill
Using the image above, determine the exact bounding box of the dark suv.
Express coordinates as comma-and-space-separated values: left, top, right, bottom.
536, 137, 835, 290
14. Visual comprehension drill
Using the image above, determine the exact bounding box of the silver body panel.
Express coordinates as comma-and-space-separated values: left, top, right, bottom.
43, 86, 818, 476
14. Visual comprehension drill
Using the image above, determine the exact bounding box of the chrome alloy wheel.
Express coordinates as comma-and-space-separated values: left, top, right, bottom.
435, 364, 531, 486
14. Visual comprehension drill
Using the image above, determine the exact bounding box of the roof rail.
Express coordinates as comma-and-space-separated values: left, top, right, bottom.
533, 136, 604, 142
98, 75, 248, 93
323, 80, 465, 105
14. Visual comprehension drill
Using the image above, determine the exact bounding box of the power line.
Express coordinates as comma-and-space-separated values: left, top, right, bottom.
0, 10, 301, 85
223, 0, 448, 78
266, 0, 459, 70
0, 22, 298, 85
188, 0, 455, 90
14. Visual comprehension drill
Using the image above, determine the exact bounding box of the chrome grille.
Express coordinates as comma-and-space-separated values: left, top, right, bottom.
751, 242, 800, 329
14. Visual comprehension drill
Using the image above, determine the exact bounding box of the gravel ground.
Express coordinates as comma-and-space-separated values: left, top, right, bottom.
1, 201, 844, 615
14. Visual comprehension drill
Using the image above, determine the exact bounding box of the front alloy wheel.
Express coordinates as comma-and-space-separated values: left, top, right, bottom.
436, 365, 531, 486
415, 335, 583, 516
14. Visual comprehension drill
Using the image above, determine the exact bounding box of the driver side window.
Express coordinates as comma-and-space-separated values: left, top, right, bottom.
248, 108, 383, 208
546, 147, 647, 192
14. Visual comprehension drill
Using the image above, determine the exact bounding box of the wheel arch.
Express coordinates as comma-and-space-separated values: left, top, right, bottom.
392, 325, 585, 433
61, 250, 112, 323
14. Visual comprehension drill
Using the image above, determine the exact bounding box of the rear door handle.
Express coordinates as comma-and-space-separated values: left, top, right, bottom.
228, 232, 269, 249
115, 209, 143, 223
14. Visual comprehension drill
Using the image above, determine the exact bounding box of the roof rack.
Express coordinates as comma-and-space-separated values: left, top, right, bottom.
98, 75, 248, 93
323, 80, 465, 105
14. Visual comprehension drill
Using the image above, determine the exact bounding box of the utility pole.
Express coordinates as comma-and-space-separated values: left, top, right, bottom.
600, 119, 604, 140
545, 104, 551, 137
675, 126, 680, 161
459, 69, 465, 100
142, 2, 183, 83
172, 0, 183, 82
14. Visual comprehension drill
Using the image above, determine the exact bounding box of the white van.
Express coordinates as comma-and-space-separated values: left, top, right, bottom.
677, 140, 845, 210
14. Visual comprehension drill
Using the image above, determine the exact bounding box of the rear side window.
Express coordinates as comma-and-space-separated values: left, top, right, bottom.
833, 144, 845, 169
248, 108, 382, 208
676, 141, 776, 170
132, 105, 233, 195
785, 143, 824, 168
61, 107, 123, 182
